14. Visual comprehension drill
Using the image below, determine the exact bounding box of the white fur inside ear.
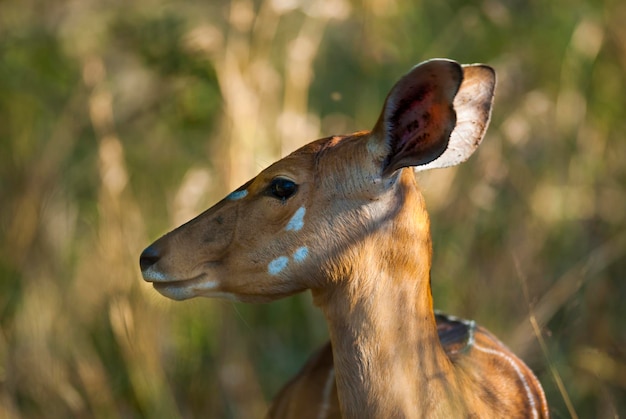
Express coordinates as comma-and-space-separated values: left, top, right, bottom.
415, 65, 495, 172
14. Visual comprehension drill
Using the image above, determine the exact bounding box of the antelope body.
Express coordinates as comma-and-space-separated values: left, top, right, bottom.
140, 59, 549, 418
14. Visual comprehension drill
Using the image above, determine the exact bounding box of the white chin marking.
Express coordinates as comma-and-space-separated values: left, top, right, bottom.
196, 279, 219, 291
286, 206, 306, 231
155, 283, 195, 301
156, 279, 235, 301
142, 266, 169, 281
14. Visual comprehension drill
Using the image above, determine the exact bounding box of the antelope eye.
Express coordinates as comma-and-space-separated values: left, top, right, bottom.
268, 178, 298, 201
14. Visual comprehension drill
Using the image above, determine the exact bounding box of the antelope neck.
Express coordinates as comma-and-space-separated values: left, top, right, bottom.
313, 170, 454, 418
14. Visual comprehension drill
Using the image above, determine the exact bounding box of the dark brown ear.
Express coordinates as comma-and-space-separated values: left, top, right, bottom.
371, 59, 463, 176
369, 59, 495, 176
416, 64, 496, 172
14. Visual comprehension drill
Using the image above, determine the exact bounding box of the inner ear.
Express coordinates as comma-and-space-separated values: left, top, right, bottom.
372, 60, 464, 176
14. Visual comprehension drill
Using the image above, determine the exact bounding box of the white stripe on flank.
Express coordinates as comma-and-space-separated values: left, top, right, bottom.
473, 343, 538, 419
317, 367, 335, 419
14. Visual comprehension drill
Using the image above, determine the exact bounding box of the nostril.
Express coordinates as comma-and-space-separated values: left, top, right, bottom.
140, 245, 161, 271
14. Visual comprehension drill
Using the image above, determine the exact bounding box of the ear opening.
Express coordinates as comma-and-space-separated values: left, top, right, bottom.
369, 60, 496, 176
415, 64, 496, 172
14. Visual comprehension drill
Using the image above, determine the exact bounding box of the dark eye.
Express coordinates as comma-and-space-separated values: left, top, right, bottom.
267, 178, 298, 201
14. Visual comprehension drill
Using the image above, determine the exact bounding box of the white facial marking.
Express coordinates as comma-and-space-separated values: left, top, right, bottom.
227, 189, 248, 201
142, 266, 168, 281
268, 256, 289, 275
293, 246, 309, 262
286, 206, 306, 231
161, 285, 193, 301
196, 279, 219, 291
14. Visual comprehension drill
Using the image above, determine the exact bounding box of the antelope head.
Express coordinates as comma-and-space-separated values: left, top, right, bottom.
139, 59, 495, 303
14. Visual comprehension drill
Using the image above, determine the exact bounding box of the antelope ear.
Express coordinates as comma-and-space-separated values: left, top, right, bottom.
369, 59, 495, 176
415, 64, 496, 172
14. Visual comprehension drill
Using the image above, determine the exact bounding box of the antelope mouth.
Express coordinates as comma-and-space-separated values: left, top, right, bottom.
149, 274, 220, 301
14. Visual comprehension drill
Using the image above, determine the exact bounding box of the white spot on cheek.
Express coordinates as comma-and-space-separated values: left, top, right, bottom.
227, 189, 248, 200
293, 246, 308, 262
268, 256, 289, 275
286, 206, 306, 231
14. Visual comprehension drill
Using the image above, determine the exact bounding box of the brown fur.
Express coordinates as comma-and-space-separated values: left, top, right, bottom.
140, 60, 549, 418
269, 315, 549, 419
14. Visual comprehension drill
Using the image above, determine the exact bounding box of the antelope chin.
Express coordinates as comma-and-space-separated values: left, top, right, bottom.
150, 274, 228, 301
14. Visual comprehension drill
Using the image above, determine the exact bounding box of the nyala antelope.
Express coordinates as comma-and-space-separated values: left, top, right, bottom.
140, 59, 549, 418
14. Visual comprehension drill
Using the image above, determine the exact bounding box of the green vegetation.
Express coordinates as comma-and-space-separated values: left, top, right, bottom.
1, 0, 625, 417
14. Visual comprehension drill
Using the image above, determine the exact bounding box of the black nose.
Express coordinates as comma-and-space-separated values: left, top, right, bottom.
140, 245, 161, 271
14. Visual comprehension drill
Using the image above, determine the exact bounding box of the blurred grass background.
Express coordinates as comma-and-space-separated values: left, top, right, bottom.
1, 0, 625, 417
